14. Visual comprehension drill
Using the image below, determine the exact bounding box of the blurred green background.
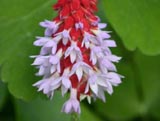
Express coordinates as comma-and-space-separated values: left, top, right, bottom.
0, 0, 160, 121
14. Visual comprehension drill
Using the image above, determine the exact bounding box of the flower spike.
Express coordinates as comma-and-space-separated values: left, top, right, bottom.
32, 0, 123, 114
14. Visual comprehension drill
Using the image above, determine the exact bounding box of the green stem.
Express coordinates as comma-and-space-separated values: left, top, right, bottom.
71, 113, 79, 121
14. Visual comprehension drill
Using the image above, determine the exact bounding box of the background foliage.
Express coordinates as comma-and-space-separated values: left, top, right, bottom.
0, 0, 160, 121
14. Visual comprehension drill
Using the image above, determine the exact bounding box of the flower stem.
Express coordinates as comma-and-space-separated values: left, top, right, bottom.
71, 113, 79, 121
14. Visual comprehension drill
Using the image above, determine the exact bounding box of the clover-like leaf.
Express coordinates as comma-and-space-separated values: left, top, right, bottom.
101, 0, 160, 55
0, 0, 56, 100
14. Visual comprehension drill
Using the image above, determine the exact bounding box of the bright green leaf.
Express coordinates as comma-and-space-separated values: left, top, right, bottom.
0, 0, 56, 100
101, 0, 160, 55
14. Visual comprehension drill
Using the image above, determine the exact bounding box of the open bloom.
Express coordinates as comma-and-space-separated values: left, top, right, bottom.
62, 89, 81, 114
31, 0, 123, 114
65, 41, 82, 63
54, 29, 71, 45
40, 20, 59, 36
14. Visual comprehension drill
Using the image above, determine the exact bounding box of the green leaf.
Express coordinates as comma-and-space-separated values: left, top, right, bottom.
14, 92, 101, 121
0, 80, 8, 110
0, 0, 56, 100
101, 0, 160, 55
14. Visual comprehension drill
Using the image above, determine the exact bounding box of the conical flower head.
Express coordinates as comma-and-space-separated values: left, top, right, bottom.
32, 0, 123, 114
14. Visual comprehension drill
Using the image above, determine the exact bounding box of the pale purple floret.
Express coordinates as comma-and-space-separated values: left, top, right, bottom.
98, 72, 122, 94
92, 30, 111, 44
33, 78, 54, 97
31, 49, 63, 77
33, 72, 60, 99
81, 32, 96, 48
98, 55, 121, 73
85, 72, 99, 95
34, 37, 52, 46
96, 87, 106, 102
75, 22, 84, 30
32, 56, 49, 76
85, 70, 110, 96
70, 61, 92, 81
31, 55, 48, 66
105, 72, 122, 86
60, 76, 71, 96
91, 16, 100, 26
36, 65, 50, 77
90, 46, 104, 65
100, 40, 117, 55
51, 68, 71, 96
49, 55, 61, 73
97, 31, 111, 43
31, 55, 51, 77
54, 29, 71, 45
34, 37, 58, 55
49, 49, 63, 73
102, 40, 117, 48
99, 58, 116, 73
98, 23, 107, 29
85, 71, 122, 101
106, 55, 122, 63
62, 89, 81, 114
65, 42, 82, 63
40, 20, 59, 36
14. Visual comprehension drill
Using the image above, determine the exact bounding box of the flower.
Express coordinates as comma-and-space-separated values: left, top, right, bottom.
33, 72, 60, 99
54, 29, 71, 45
90, 46, 103, 65
40, 20, 59, 36
92, 29, 111, 44
34, 37, 58, 55
70, 61, 92, 81
98, 55, 121, 73
32, 0, 123, 114
98, 23, 107, 29
65, 41, 82, 63
85, 71, 122, 102
75, 22, 84, 30
62, 89, 81, 114
81, 32, 96, 48
53, 68, 72, 96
